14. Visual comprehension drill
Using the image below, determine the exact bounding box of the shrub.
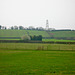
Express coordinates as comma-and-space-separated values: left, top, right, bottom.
30, 35, 42, 41
21, 35, 31, 41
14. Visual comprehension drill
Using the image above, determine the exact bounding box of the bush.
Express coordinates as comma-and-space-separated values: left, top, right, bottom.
21, 35, 31, 41
30, 35, 42, 41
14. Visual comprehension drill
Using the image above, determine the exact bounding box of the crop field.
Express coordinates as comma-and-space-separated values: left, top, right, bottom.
42, 39, 75, 42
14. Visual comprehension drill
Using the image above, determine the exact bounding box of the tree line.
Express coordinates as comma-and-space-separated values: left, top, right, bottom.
0, 25, 45, 31
21, 35, 42, 41
30, 35, 42, 41
0, 25, 55, 31
0, 25, 74, 31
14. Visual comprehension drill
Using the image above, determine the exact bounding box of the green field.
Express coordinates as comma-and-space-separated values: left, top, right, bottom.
0, 43, 75, 75
0, 30, 75, 38
42, 39, 75, 42
0, 50, 75, 75
0, 30, 50, 37
0, 43, 75, 50
50, 31, 75, 37
0, 29, 75, 75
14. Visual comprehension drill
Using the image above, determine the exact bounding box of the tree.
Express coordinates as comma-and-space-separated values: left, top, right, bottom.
1, 26, 5, 29
0, 25, 2, 29
28, 26, 35, 30
38, 35, 42, 41
5, 27, 7, 30
30, 35, 42, 41
36, 27, 44, 31
36, 27, 39, 30
21, 35, 31, 41
14, 26, 18, 30
11, 26, 14, 30
19, 26, 24, 30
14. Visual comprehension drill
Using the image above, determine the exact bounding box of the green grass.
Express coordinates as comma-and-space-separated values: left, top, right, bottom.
0, 50, 75, 75
0, 30, 27, 37
0, 30, 75, 38
42, 39, 75, 42
27, 30, 50, 37
0, 43, 75, 75
0, 39, 20, 40
50, 31, 75, 37
0, 30, 49, 37
0, 43, 75, 50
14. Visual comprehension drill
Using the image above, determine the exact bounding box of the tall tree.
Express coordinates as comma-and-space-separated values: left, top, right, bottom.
14, 26, 18, 30
29, 26, 35, 30
11, 26, 14, 30
5, 27, 7, 30
0, 25, 2, 29
19, 26, 24, 30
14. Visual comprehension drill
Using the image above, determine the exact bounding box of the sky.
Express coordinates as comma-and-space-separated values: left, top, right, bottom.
0, 0, 75, 29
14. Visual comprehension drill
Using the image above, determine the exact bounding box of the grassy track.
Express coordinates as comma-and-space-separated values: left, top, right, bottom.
0, 50, 75, 75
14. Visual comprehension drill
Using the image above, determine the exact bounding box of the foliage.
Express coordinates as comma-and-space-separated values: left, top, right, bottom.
11, 26, 14, 30
19, 26, 24, 30
21, 35, 31, 41
0, 25, 2, 29
30, 35, 42, 41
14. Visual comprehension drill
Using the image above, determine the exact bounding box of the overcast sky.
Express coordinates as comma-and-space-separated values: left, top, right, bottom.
0, 0, 75, 29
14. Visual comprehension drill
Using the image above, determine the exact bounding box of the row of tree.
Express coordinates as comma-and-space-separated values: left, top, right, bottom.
1, 25, 74, 31
30, 35, 42, 41
0, 25, 7, 30
21, 35, 42, 41
0, 25, 55, 31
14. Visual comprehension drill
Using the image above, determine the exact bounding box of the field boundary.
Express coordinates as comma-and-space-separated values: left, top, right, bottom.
0, 37, 75, 40
0, 40, 75, 44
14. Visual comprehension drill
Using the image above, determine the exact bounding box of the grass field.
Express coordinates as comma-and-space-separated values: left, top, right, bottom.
0, 43, 75, 50
0, 30, 50, 37
0, 50, 75, 75
0, 30, 75, 38
42, 39, 75, 42
50, 31, 75, 37
0, 39, 20, 40
0, 43, 75, 75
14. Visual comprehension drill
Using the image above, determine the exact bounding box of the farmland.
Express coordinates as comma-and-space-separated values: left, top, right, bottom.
0, 43, 75, 50
42, 39, 75, 42
0, 29, 75, 75
0, 45, 75, 75
0, 30, 50, 37
50, 31, 75, 37
0, 30, 75, 38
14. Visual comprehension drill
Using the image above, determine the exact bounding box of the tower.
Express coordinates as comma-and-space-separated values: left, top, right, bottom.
46, 19, 49, 30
